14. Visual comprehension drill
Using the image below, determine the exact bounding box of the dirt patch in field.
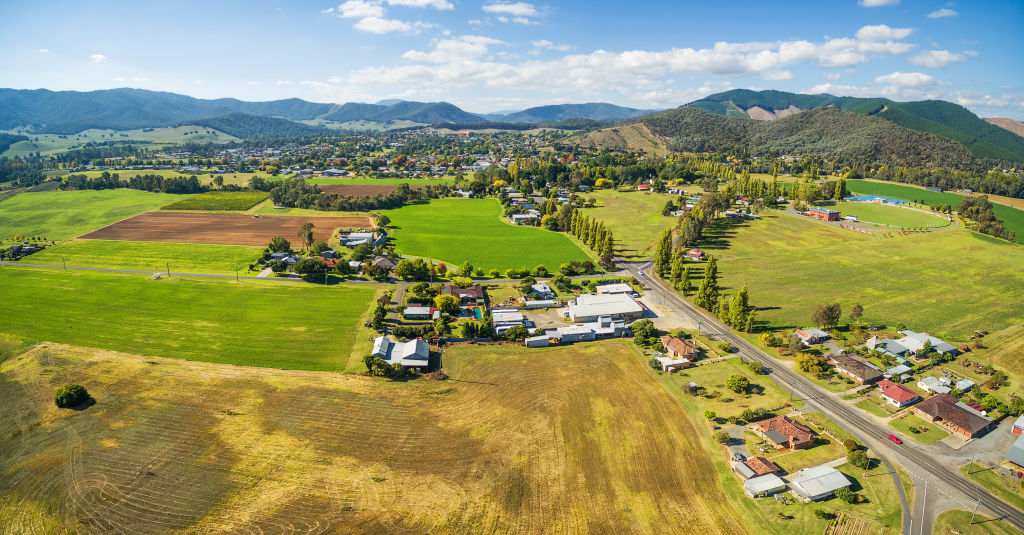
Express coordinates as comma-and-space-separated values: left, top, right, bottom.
79, 212, 372, 246
318, 183, 426, 197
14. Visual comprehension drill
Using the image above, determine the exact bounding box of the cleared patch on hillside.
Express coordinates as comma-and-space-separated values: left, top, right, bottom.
0, 341, 744, 534
576, 123, 669, 155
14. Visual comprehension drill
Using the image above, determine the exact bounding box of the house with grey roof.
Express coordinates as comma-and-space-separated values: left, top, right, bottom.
788, 464, 852, 501
895, 330, 958, 356
744, 473, 788, 498
1006, 435, 1024, 468
371, 336, 430, 371
566, 293, 644, 323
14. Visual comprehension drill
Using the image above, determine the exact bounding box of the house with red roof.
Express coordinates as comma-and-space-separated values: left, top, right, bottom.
686, 248, 704, 261
877, 379, 919, 408
756, 415, 816, 450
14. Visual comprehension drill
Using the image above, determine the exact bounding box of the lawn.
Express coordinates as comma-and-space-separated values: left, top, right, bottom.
0, 189, 184, 240
656, 356, 804, 421
933, 510, 1023, 535
586, 189, 680, 260
384, 198, 592, 270
856, 398, 893, 418
28, 240, 262, 275
0, 268, 377, 371
699, 212, 1024, 341
888, 413, 948, 444
962, 463, 1024, 515
847, 180, 1024, 243
162, 191, 269, 211
0, 339, 746, 533
831, 201, 950, 228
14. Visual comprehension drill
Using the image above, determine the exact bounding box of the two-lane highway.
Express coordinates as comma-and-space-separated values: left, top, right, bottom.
625, 259, 1024, 534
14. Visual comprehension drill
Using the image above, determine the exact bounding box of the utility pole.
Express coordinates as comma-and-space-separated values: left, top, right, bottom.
970, 498, 982, 525
63, 256, 66, 271
235, 266, 239, 282
967, 456, 975, 475
166, 262, 170, 277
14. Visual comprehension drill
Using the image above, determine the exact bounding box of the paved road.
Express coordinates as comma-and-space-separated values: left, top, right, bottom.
624, 259, 1024, 535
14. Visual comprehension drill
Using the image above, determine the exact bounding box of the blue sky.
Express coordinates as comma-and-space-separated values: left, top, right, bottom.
2, 0, 1022, 118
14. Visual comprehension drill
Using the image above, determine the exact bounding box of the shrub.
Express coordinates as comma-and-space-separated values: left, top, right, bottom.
719, 342, 734, 353
813, 509, 833, 520
842, 438, 858, 451
704, 410, 717, 421
834, 487, 856, 504
713, 430, 730, 444
747, 361, 764, 374
55, 384, 89, 408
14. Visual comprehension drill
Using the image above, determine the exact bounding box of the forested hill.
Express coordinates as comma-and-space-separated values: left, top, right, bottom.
497, 103, 654, 123
183, 113, 328, 139
579, 106, 976, 170
684, 89, 1024, 162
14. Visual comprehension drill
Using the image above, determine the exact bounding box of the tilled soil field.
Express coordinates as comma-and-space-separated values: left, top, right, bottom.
0, 341, 745, 535
318, 184, 425, 197
79, 212, 372, 246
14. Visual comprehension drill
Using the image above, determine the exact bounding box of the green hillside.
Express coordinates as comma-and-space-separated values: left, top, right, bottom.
685, 90, 1024, 161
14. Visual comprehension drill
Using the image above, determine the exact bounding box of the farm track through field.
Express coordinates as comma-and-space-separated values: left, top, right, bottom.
79, 212, 372, 246
0, 342, 744, 534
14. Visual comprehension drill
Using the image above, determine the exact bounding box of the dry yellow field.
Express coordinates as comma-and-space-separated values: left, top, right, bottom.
0, 340, 743, 534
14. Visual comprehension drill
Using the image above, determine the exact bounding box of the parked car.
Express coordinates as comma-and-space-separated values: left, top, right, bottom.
887, 434, 903, 445
733, 452, 746, 462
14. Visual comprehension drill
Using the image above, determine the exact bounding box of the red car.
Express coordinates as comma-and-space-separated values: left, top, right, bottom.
887, 434, 903, 445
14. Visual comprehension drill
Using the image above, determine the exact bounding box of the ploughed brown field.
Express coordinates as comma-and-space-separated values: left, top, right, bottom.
79, 212, 372, 246
318, 183, 425, 197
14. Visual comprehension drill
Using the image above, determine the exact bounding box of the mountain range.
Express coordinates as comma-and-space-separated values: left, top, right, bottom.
0, 88, 650, 135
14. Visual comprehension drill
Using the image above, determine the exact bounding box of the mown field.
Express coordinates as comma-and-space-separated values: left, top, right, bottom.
586, 190, 679, 260
847, 180, 1024, 243
161, 191, 268, 211
932, 510, 1022, 535
0, 189, 185, 240
0, 340, 743, 534
832, 201, 950, 228
28, 240, 262, 274
305, 176, 456, 186
385, 198, 592, 270
0, 268, 377, 370
697, 212, 1024, 340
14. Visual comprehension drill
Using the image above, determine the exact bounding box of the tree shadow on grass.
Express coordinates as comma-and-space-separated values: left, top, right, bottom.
68, 397, 96, 411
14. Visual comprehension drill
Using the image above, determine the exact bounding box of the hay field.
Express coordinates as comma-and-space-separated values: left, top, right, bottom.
0, 340, 745, 534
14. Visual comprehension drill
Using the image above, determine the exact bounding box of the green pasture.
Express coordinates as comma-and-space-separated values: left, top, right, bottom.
586, 190, 679, 260
832, 201, 950, 228
0, 189, 184, 240
28, 240, 262, 275
304, 176, 457, 186
697, 212, 1024, 340
847, 180, 1024, 243
384, 198, 592, 270
0, 268, 376, 371
162, 191, 269, 211
1, 126, 238, 157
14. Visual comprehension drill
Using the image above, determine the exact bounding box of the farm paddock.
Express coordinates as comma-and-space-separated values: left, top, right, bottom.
318, 183, 426, 197
0, 341, 744, 534
79, 212, 372, 246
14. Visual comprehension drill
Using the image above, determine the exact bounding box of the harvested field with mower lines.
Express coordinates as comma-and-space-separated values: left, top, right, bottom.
317, 183, 426, 197
79, 211, 372, 246
0, 341, 744, 535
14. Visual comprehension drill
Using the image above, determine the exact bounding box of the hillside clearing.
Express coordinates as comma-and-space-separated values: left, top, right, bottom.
384, 198, 592, 270
0, 340, 744, 534
0, 268, 377, 370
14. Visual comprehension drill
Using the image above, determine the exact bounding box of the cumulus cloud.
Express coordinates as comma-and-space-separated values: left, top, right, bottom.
37, 48, 48, 53
531, 39, 572, 51
355, 16, 432, 33
335, 0, 385, 18
927, 8, 958, 18
855, 24, 914, 41
874, 71, 935, 86
908, 49, 966, 68
387, 0, 453, 8
90, 53, 107, 62
482, 2, 537, 16
328, 0, 438, 34
277, 80, 292, 85
859, 0, 899, 6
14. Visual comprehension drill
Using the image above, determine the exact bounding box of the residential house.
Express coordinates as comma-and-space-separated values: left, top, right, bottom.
660, 335, 698, 359
895, 330, 958, 356
756, 415, 816, 450
371, 256, 397, 271
884, 364, 913, 381
370, 336, 430, 371
319, 249, 338, 259
1004, 435, 1024, 468
808, 207, 840, 221
914, 393, 996, 438
523, 299, 559, 309
595, 283, 633, 295
403, 306, 435, 320
637, 184, 650, 191
1013, 414, 1024, 436
866, 336, 911, 358
654, 355, 691, 372
830, 353, 883, 384
510, 213, 539, 225
745, 457, 781, 477
732, 461, 756, 480
524, 335, 549, 348
877, 379, 920, 408
440, 284, 485, 305
492, 309, 526, 334
956, 379, 976, 392
552, 325, 596, 343
795, 328, 831, 346
788, 465, 852, 501
344, 232, 386, 248
685, 248, 704, 261
566, 293, 644, 323
744, 474, 788, 498
529, 283, 555, 299
917, 376, 952, 395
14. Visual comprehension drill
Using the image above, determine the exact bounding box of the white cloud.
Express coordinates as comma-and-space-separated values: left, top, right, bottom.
194, 80, 202, 84
824, 72, 842, 80
927, 8, 958, 18
336, 0, 385, 18
112, 76, 125, 82
855, 24, 914, 41
482, 2, 536, 16
874, 71, 935, 86
859, 0, 899, 6
131, 76, 148, 82
89, 54, 107, 62
37, 48, 48, 53
467, 19, 482, 24
531, 39, 572, 51
248, 81, 259, 85
386, 0, 453, 9
355, 16, 432, 33
277, 80, 292, 85
403, 35, 504, 62
908, 49, 966, 68
321, 7, 335, 13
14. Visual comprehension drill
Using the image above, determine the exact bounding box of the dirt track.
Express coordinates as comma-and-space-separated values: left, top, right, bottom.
79, 212, 372, 246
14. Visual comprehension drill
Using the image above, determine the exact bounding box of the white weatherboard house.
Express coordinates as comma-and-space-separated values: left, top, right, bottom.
566, 293, 643, 323
743, 473, 787, 498
371, 336, 429, 371
788, 464, 852, 501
